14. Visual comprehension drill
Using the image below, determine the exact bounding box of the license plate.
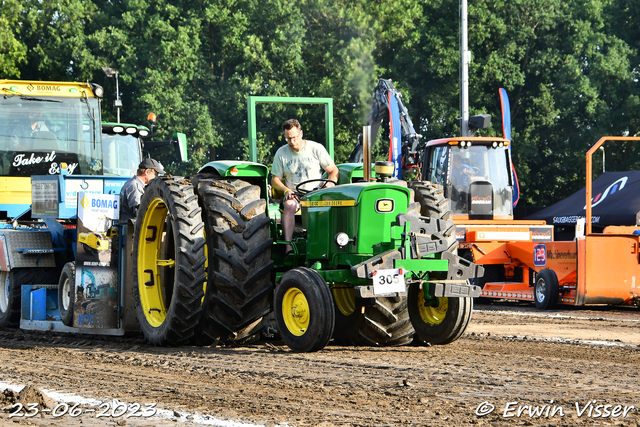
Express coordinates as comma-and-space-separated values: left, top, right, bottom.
372, 268, 405, 295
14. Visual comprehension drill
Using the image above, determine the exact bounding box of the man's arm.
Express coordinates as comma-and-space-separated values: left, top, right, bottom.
125, 184, 143, 217
272, 175, 299, 201
270, 151, 294, 197
271, 175, 291, 195
324, 163, 339, 187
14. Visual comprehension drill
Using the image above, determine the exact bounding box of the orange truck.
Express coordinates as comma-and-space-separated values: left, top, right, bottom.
412, 135, 553, 306
469, 136, 640, 308
355, 81, 640, 309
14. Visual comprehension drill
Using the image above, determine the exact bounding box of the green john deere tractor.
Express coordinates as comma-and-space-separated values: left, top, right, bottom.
131, 96, 483, 351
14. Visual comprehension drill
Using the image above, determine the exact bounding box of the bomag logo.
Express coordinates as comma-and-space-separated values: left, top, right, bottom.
36, 85, 61, 92
471, 196, 492, 205
26, 83, 61, 92
91, 198, 118, 210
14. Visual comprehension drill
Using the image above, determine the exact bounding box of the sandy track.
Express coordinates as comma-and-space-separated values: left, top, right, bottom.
1, 302, 639, 426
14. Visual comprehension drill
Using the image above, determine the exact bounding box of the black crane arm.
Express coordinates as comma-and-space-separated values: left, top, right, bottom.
348, 79, 422, 169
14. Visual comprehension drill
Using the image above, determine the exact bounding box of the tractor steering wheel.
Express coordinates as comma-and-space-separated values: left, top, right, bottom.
468, 166, 480, 175
295, 179, 337, 195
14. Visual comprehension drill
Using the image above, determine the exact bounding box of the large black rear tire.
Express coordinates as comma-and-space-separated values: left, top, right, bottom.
408, 285, 473, 345
192, 176, 273, 345
407, 180, 472, 345
0, 268, 59, 328
408, 182, 457, 252
332, 288, 414, 347
133, 176, 207, 346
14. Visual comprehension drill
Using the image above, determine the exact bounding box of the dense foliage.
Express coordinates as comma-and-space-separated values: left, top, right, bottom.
1, 0, 638, 206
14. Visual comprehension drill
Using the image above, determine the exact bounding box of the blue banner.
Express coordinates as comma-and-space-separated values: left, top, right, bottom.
388, 93, 402, 179
499, 88, 519, 207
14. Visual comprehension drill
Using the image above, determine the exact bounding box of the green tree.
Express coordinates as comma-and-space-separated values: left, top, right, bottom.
297, 0, 422, 164
0, 0, 27, 78
603, 0, 640, 174
606, 0, 640, 135
502, 0, 635, 205
379, 0, 637, 206
84, 0, 311, 174
12, 0, 99, 81
4, 0, 638, 202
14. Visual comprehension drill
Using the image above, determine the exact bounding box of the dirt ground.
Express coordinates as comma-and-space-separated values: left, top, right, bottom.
1, 301, 639, 427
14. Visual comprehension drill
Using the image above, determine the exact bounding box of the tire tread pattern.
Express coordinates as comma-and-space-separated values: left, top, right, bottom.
334, 296, 414, 347
58, 262, 76, 327
194, 176, 273, 344
133, 176, 207, 346
407, 180, 473, 345
409, 182, 457, 252
275, 267, 335, 352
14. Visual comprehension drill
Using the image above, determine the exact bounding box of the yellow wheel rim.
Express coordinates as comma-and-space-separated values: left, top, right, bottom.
282, 287, 310, 336
201, 228, 208, 306
417, 288, 448, 325
137, 197, 175, 328
332, 287, 355, 316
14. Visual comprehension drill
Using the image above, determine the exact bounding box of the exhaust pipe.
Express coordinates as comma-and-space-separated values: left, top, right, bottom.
363, 125, 371, 182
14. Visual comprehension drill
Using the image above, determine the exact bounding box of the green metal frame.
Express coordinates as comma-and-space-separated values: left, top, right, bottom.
247, 96, 334, 162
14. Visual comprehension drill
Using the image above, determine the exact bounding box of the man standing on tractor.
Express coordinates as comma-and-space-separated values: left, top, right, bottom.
120, 158, 165, 223
271, 119, 338, 254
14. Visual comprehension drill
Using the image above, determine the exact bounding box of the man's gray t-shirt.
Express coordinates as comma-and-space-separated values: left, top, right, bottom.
271, 140, 334, 191
119, 175, 146, 222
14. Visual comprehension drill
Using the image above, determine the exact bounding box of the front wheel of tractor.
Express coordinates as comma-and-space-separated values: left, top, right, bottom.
275, 267, 334, 352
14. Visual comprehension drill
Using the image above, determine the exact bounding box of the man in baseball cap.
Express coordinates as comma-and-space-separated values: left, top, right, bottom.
120, 157, 165, 223
138, 157, 165, 175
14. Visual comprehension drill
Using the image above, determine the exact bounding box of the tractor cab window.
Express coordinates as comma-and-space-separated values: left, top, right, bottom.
448, 145, 513, 216
0, 95, 102, 177
426, 146, 448, 186
102, 133, 142, 177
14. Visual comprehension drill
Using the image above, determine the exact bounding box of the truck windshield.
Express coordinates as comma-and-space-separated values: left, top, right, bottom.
102, 133, 141, 177
448, 145, 513, 216
0, 95, 102, 176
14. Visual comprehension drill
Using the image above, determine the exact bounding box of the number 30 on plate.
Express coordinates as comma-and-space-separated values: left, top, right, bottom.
372, 268, 405, 295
